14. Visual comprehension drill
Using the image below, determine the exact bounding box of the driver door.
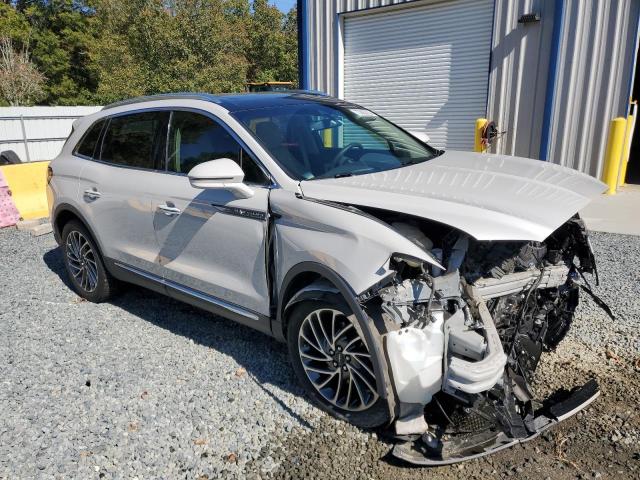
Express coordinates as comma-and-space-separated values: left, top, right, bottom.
150, 110, 272, 320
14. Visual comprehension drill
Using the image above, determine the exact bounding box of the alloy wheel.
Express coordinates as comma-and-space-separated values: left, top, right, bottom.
298, 308, 378, 411
66, 230, 99, 293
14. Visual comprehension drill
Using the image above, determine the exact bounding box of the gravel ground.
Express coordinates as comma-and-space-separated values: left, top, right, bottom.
0, 228, 638, 479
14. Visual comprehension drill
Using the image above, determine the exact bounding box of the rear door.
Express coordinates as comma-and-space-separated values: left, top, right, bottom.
150, 110, 272, 317
77, 110, 169, 275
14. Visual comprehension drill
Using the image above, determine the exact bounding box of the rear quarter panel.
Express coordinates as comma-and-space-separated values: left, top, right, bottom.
48, 155, 83, 232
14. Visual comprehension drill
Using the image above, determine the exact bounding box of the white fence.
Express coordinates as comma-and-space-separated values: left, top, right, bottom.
0, 106, 102, 162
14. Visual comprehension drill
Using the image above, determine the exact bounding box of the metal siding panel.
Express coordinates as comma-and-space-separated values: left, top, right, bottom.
547, 0, 639, 177
307, 0, 415, 96
308, 0, 639, 177
0, 106, 101, 162
486, 0, 555, 160
343, 0, 494, 150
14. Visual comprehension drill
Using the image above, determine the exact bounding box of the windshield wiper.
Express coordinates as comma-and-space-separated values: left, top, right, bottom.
334, 172, 354, 178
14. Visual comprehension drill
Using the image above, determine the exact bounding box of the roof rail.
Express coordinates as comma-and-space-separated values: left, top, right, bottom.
101, 90, 331, 111
101, 93, 221, 111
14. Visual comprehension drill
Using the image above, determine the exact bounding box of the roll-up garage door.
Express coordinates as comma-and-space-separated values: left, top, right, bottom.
343, 0, 494, 150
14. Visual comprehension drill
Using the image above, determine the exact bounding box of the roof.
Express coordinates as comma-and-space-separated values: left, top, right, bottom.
245, 81, 295, 86
101, 91, 339, 113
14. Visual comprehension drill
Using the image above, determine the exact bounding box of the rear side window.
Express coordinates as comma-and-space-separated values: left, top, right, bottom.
100, 111, 169, 170
74, 119, 105, 158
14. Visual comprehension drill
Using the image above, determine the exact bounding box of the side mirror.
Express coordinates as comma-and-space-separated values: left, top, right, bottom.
187, 158, 254, 198
408, 130, 430, 144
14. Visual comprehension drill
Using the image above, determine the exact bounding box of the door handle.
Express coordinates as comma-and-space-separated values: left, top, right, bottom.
158, 204, 181, 216
83, 189, 101, 199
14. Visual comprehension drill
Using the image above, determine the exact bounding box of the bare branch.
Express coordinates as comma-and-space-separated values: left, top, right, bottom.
0, 37, 46, 106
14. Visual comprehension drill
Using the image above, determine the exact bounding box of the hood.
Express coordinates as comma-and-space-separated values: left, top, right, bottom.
299, 151, 606, 241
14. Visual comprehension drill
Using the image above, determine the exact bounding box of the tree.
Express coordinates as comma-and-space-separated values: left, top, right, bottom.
91, 0, 252, 103
0, 0, 99, 105
246, 0, 297, 84
0, 36, 45, 105
0, 0, 299, 105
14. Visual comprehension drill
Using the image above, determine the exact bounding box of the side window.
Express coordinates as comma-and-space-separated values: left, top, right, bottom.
100, 111, 169, 169
168, 111, 269, 185
74, 119, 105, 158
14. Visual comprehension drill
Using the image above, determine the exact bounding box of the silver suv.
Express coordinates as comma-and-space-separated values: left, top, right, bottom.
48, 92, 608, 465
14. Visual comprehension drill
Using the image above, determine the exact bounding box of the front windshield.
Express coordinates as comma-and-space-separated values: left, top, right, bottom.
233, 102, 439, 180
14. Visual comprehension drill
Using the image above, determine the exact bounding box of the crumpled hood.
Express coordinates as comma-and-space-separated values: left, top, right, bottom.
299, 151, 606, 241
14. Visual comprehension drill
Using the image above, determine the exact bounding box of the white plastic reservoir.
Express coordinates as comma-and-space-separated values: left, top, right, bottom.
386, 313, 445, 404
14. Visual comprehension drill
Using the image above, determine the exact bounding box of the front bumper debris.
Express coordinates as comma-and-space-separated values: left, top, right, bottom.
391, 379, 600, 466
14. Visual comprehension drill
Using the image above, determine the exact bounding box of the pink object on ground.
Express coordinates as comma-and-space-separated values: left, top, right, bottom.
0, 170, 20, 228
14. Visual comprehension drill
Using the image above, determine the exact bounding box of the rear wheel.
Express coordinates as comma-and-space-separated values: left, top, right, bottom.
61, 220, 116, 302
287, 296, 390, 428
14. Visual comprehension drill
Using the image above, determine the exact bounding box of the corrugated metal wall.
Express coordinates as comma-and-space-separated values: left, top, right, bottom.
342, 0, 494, 150
0, 106, 101, 162
305, 0, 640, 178
486, 0, 556, 160
307, 0, 415, 95
547, 0, 639, 177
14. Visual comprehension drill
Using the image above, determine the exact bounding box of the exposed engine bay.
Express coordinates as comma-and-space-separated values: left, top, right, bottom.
357, 213, 610, 465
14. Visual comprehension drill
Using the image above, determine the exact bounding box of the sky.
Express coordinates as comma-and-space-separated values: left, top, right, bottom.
270, 0, 296, 12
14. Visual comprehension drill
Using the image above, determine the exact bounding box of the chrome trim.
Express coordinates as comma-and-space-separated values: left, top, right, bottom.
211, 204, 267, 221
83, 189, 102, 199
114, 261, 260, 321
157, 204, 181, 216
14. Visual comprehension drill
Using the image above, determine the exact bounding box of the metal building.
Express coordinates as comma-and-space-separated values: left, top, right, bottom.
298, 0, 640, 178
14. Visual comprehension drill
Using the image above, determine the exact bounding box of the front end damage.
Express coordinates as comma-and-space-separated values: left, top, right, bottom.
358, 216, 607, 465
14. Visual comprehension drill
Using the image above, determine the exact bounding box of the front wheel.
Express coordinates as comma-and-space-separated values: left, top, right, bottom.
287, 296, 390, 428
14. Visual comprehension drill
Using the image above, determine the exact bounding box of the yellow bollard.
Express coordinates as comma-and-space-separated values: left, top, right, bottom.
474, 118, 488, 153
0, 161, 51, 219
323, 128, 332, 148
602, 118, 627, 195
618, 114, 634, 187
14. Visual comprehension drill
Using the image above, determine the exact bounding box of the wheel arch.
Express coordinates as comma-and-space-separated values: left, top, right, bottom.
52, 203, 105, 255
274, 261, 393, 406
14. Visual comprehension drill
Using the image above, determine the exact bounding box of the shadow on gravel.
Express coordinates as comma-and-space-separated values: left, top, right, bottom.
43, 246, 313, 429
43, 244, 75, 290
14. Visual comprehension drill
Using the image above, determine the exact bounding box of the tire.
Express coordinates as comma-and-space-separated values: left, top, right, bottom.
0, 150, 21, 165
287, 296, 390, 428
61, 220, 116, 302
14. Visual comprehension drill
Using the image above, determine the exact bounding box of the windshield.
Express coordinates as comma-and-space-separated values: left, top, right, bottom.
233, 102, 439, 180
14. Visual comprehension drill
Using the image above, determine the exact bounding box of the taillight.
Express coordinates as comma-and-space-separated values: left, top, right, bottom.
47, 165, 53, 184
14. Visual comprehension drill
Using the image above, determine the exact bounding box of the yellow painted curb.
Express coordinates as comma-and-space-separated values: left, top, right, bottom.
0, 161, 50, 220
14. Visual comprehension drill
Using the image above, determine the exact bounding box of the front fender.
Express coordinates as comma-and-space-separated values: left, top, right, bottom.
270, 188, 440, 297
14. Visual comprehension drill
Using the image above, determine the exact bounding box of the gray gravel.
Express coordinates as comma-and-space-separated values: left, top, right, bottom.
570, 232, 640, 355
0, 228, 323, 479
0, 227, 638, 479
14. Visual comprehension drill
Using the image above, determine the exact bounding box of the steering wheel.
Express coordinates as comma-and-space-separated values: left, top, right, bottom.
332, 143, 363, 168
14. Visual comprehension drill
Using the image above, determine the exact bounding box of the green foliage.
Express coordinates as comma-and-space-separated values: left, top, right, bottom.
0, 0, 298, 105
0, 0, 98, 104
247, 0, 297, 84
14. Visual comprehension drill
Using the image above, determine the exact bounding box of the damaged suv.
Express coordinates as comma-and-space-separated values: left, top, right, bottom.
48, 92, 609, 465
